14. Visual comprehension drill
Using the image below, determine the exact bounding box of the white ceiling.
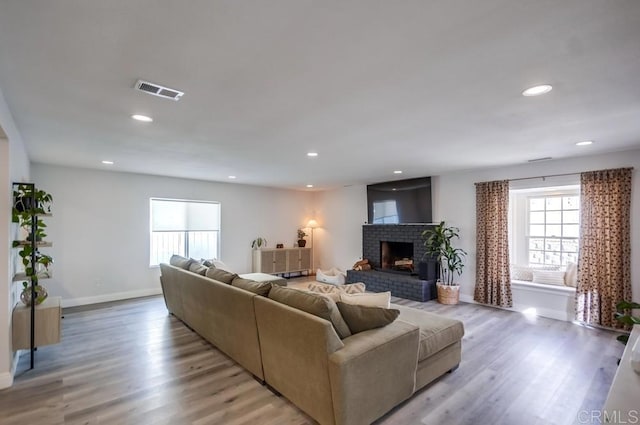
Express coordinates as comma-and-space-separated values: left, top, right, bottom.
1, 1, 639, 190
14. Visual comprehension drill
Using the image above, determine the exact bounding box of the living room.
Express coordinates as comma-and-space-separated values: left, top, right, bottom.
1, 2, 640, 424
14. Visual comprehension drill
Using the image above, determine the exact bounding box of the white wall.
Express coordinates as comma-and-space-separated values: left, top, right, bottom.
32, 164, 313, 307
0, 86, 30, 389
312, 185, 367, 272
318, 149, 640, 318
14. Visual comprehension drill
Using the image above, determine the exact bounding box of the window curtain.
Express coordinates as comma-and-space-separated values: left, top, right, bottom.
474, 180, 512, 307
576, 168, 632, 327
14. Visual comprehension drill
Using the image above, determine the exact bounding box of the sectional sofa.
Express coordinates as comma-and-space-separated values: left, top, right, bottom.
159, 258, 464, 425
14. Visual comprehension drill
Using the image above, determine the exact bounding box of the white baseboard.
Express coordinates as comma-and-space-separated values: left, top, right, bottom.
0, 372, 12, 389
62, 288, 163, 308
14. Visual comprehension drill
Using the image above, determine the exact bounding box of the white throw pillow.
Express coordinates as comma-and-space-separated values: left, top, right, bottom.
511, 265, 533, 281
340, 292, 391, 308
564, 262, 578, 287
532, 270, 566, 286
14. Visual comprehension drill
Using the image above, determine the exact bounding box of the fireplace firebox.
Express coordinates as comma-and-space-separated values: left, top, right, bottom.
380, 241, 414, 273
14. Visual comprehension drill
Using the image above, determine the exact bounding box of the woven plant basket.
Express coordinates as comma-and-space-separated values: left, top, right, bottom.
436, 283, 460, 305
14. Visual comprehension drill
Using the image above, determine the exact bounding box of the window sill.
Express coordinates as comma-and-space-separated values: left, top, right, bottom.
511, 279, 576, 295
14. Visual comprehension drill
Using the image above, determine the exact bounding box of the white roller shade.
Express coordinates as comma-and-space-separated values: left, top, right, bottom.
151, 199, 220, 231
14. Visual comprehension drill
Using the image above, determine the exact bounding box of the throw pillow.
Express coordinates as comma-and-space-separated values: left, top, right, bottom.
532, 270, 566, 286
231, 277, 272, 297
340, 291, 391, 308
510, 265, 533, 281
205, 267, 238, 284
170, 254, 194, 270
564, 262, 578, 287
336, 302, 400, 334
268, 285, 351, 339
201, 258, 233, 272
188, 262, 208, 276
307, 282, 366, 295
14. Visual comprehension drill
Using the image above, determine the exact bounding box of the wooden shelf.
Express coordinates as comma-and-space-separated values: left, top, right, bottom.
13, 241, 52, 247
12, 296, 61, 350
13, 271, 53, 282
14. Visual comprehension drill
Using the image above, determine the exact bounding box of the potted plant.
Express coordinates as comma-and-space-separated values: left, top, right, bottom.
421, 221, 467, 304
297, 229, 307, 247
251, 237, 267, 249
12, 185, 54, 306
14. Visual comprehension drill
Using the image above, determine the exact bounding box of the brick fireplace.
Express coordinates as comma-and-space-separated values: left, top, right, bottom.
347, 224, 438, 302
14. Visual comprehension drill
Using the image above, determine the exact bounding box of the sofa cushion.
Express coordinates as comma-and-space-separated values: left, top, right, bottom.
268, 285, 351, 339
188, 262, 208, 276
394, 304, 464, 361
336, 302, 400, 334
206, 267, 238, 284
170, 254, 194, 270
239, 272, 287, 287
231, 277, 272, 297
340, 291, 391, 308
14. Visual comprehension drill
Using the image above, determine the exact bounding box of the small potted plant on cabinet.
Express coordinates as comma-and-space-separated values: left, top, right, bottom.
422, 221, 466, 304
251, 237, 267, 249
297, 229, 307, 247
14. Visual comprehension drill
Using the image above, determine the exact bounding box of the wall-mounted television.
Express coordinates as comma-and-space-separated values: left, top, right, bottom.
367, 177, 432, 224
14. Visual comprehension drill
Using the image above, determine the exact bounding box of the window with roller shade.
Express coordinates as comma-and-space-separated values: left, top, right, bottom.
149, 198, 220, 266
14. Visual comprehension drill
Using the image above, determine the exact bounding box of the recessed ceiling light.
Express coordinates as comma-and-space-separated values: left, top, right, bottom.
101, 160, 114, 165
306, 184, 314, 188
576, 140, 593, 146
522, 85, 553, 97
393, 170, 403, 174
307, 152, 318, 157
131, 114, 153, 122
228, 175, 236, 179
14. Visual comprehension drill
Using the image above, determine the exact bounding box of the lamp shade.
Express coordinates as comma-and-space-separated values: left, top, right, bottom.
307, 219, 319, 228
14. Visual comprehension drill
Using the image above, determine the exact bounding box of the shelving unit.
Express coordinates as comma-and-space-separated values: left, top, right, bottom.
11, 182, 55, 369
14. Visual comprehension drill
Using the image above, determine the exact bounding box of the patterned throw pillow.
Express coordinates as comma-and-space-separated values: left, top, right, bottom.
307, 282, 366, 295
510, 265, 533, 281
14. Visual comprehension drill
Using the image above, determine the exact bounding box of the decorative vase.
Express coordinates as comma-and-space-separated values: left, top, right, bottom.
20, 285, 48, 306
436, 282, 460, 305
298, 239, 307, 247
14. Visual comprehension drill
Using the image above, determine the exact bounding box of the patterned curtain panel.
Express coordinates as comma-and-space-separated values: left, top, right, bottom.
474, 180, 512, 307
576, 168, 632, 327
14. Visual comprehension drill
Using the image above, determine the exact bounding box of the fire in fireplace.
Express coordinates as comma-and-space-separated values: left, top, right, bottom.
380, 241, 414, 273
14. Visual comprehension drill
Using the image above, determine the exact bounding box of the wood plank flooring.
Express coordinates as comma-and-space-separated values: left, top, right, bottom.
0, 291, 624, 425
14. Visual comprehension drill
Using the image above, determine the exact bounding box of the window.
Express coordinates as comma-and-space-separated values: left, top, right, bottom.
510, 185, 580, 268
527, 194, 579, 266
150, 198, 220, 266
372, 200, 399, 224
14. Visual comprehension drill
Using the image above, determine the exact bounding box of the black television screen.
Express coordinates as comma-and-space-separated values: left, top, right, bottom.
367, 177, 432, 224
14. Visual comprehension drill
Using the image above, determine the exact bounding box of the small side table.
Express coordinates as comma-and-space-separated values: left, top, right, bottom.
12, 296, 61, 350
603, 324, 640, 423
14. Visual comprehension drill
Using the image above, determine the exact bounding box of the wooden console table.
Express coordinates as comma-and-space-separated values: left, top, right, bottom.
603, 324, 639, 423
12, 296, 61, 350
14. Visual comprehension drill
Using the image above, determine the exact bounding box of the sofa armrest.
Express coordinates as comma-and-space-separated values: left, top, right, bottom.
328, 320, 420, 425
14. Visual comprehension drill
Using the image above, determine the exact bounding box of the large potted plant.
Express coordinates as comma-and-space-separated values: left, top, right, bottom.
422, 221, 467, 304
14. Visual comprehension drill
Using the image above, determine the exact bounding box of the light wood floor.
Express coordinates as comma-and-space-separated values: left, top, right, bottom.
0, 289, 623, 425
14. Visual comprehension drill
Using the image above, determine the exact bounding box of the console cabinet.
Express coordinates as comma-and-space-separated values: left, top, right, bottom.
12, 296, 61, 350
252, 248, 311, 275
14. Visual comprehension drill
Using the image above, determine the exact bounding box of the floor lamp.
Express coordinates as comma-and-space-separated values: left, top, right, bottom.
307, 219, 318, 275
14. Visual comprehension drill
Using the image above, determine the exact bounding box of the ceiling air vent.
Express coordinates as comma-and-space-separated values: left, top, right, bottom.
134, 80, 184, 101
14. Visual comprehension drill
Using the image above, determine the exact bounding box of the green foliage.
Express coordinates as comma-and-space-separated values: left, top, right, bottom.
615, 300, 640, 346
251, 237, 267, 249
297, 229, 307, 240
421, 221, 467, 286
12, 184, 54, 287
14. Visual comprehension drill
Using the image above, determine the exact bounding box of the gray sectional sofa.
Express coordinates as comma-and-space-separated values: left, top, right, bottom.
159, 259, 464, 425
